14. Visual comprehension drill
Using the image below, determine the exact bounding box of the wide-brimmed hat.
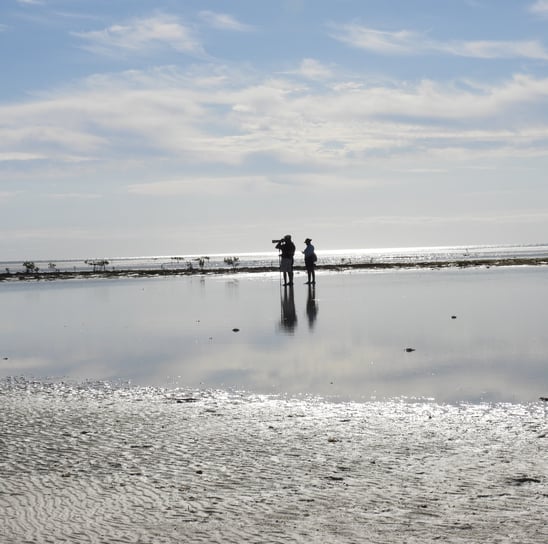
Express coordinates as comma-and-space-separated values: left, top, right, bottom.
304, 238, 312, 243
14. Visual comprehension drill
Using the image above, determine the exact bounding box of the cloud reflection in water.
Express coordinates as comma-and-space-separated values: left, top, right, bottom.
1, 269, 547, 403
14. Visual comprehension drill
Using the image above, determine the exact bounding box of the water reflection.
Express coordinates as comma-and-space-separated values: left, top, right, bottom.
279, 285, 297, 333
278, 284, 318, 333
306, 284, 318, 330
1, 269, 548, 402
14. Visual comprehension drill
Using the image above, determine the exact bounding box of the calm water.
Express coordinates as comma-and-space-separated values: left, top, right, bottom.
1, 266, 547, 403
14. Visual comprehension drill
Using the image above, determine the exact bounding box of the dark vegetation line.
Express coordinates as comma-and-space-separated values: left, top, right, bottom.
1, 257, 548, 283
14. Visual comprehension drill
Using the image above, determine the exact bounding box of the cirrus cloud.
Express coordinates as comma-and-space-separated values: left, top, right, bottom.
330, 24, 548, 60
198, 11, 255, 32
72, 14, 205, 57
530, 1, 548, 16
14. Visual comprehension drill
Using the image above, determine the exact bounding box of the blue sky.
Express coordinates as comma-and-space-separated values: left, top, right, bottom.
1, 0, 548, 260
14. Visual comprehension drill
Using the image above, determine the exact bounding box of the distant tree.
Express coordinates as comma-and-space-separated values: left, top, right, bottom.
195, 256, 210, 271
224, 256, 240, 271
48, 262, 57, 273
85, 259, 109, 272
23, 261, 39, 273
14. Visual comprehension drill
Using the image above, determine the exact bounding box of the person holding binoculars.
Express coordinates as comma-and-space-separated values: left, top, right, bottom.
273, 235, 296, 287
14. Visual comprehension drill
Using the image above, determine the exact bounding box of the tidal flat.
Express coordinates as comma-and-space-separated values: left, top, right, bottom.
1, 267, 547, 543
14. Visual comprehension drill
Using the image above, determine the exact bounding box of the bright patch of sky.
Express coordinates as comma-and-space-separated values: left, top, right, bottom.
1, 0, 548, 259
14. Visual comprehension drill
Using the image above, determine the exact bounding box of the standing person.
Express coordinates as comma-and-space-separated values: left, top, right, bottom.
275, 234, 296, 286
303, 238, 317, 285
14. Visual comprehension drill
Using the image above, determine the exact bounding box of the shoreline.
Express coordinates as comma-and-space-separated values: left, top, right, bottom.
1, 256, 548, 283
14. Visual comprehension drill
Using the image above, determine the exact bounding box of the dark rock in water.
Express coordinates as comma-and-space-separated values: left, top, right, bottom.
451, 315, 457, 319
232, 328, 240, 332
404, 348, 416, 353
508, 476, 541, 485
539, 396, 548, 401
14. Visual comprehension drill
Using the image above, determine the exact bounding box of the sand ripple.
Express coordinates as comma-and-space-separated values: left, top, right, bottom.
1, 379, 547, 543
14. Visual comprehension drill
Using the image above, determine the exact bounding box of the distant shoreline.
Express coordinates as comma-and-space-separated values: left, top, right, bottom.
2, 256, 548, 283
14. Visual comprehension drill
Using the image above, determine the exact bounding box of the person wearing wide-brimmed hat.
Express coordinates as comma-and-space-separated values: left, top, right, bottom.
275, 234, 296, 286
303, 237, 317, 285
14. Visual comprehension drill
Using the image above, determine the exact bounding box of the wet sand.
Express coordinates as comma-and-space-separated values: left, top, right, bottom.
1, 380, 547, 544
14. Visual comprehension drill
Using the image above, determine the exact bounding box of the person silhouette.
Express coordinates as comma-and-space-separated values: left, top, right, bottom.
302, 238, 317, 285
275, 234, 296, 286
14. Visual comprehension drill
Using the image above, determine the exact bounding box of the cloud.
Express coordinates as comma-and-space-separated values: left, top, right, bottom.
330, 24, 548, 60
297, 58, 333, 80
127, 176, 270, 197
17, 0, 45, 5
530, 1, 548, 16
2, 67, 548, 177
352, 211, 548, 227
72, 14, 205, 57
0, 152, 48, 162
0, 191, 19, 201
198, 11, 254, 32
47, 192, 102, 200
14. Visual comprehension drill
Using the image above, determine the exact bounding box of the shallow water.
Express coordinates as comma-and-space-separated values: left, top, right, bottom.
1, 267, 547, 402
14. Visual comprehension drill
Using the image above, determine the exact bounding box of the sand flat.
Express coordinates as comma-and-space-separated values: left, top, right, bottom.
1, 380, 547, 543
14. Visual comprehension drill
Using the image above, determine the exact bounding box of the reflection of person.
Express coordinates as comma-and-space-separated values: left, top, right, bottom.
302, 238, 317, 285
306, 284, 318, 329
280, 285, 297, 333
275, 234, 296, 286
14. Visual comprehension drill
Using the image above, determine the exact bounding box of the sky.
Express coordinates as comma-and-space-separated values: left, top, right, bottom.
1, 0, 548, 260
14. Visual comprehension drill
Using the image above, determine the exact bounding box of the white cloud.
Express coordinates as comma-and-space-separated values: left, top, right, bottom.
199, 11, 254, 32
330, 26, 420, 55
443, 39, 548, 59
17, 0, 45, 5
72, 14, 205, 57
330, 24, 548, 60
2, 67, 548, 177
298, 58, 333, 80
530, 1, 548, 16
